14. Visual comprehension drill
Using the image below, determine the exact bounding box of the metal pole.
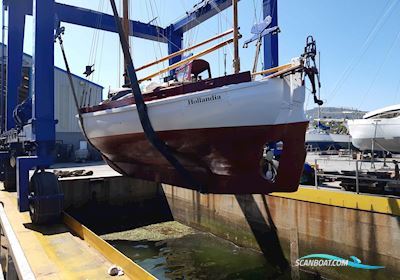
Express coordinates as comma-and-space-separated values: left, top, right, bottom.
314, 159, 318, 188
371, 120, 378, 169
355, 160, 360, 194
1, 2, 5, 133
122, 0, 130, 86
224, 52, 227, 76
232, 0, 240, 73
348, 137, 351, 161
318, 51, 321, 124
252, 36, 262, 73
263, 0, 278, 70
6, 1, 26, 131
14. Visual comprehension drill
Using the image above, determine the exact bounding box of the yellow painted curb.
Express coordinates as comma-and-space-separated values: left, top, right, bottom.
63, 213, 157, 280
270, 187, 400, 216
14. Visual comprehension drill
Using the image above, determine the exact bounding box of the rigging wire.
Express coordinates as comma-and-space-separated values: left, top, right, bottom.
210, 0, 232, 27
56, 30, 127, 176
88, 0, 105, 70
93, 0, 107, 84
222, 7, 230, 75
328, 0, 398, 103
82, 0, 106, 106
251, 0, 265, 72
394, 75, 400, 103
117, 0, 122, 87
130, 0, 134, 56
144, 0, 159, 65
218, 11, 221, 76
151, 0, 166, 63
136, 0, 236, 81
149, 0, 167, 76
131, 0, 182, 57
359, 26, 400, 107
252, 0, 259, 23
96, 29, 106, 83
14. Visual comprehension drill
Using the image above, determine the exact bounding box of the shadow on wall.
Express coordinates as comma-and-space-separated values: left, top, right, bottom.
387, 197, 400, 226
66, 184, 174, 235
235, 194, 289, 275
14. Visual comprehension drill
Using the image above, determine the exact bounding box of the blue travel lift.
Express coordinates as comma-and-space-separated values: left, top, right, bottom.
1, 0, 278, 224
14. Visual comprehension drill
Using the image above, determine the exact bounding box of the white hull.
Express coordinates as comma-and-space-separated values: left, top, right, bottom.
347, 118, 400, 152
305, 130, 351, 150
306, 132, 350, 144
82, 73, 306, 139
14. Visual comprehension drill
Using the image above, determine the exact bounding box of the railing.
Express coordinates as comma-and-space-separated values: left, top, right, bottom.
313, 157, 400, 195
0, 204, 35, 279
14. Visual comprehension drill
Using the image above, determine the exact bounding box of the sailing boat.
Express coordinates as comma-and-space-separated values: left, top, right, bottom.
78, 1, 322, 194
306, 122, 351, 151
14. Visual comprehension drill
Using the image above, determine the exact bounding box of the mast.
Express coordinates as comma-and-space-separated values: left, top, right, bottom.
317, 51, 321, 131
232, 0, 240, 74
122, 0, 130, 85
1, 3, 5, 132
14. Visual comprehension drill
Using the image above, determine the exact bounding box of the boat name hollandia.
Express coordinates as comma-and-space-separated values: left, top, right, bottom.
187, 94, 221, 105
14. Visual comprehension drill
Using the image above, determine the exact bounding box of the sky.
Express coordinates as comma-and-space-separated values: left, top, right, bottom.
4, 0, 400, 112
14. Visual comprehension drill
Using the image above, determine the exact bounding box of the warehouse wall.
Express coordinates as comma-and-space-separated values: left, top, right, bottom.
55, 132, 102, 162
0, 44, 104, 161
54, 69, 103, 133
53, 70, 103, 161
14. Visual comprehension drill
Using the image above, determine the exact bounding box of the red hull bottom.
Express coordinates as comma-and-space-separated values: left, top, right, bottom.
91, 122, 308, 194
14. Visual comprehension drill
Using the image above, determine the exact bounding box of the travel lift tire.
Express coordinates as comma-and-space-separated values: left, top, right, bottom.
3, 160, 16, 191
3, 146, 24, 191
29, 171, 63, 225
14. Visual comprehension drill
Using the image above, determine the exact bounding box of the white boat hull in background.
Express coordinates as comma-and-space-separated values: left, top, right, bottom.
347, 118, 400, 153
306, 131, 351, 150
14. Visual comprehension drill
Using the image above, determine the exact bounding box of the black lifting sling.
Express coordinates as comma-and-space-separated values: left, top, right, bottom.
109, 0, 204, 192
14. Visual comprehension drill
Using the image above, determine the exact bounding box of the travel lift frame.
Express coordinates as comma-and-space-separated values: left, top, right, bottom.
1, 0, 278, 224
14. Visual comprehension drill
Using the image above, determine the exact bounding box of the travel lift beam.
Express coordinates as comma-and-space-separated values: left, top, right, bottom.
1, 0, 278, 223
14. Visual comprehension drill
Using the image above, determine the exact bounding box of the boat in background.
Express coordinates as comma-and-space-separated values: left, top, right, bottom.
306, 128, 351, 151
305, 101, 352, 151
306, 121, 351, 151
347, 104, 400, 153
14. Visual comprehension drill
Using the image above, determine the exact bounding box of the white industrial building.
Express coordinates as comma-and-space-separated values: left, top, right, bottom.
1, 44, 103, 161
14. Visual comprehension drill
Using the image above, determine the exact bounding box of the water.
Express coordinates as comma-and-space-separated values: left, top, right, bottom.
103, 222, 289, 280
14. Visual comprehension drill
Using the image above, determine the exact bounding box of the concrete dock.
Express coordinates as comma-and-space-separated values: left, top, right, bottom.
0, 190, 128, 279
0, 180, 155, 279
